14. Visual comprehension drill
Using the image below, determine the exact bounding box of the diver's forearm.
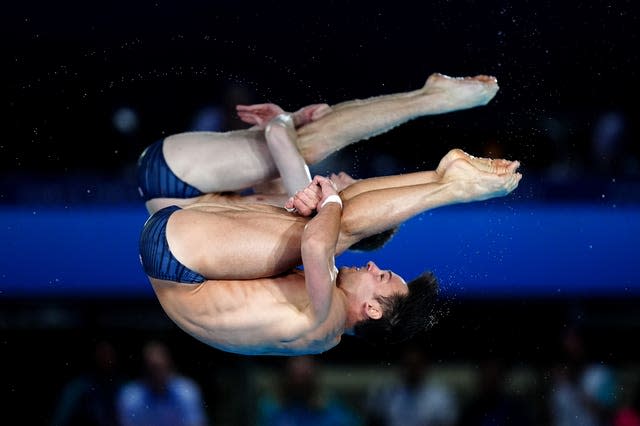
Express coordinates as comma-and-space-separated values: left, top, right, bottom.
301, 203, 342, 322
264, 114, 312, 196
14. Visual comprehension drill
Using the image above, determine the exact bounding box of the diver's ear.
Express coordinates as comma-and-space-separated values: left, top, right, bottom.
365, 300, 382, 320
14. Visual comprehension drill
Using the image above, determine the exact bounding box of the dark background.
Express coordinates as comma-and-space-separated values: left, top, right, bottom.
2, 1, 640, 424
4, 0, 639, 185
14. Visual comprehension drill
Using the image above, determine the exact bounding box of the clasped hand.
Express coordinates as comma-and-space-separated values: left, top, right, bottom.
284, 176, 339, 217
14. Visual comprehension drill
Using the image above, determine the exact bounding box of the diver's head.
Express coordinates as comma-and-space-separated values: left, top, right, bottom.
341, 268, 439, 346
337, 261, 408, 321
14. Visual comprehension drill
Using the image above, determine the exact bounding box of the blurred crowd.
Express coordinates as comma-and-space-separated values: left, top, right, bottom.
47, 325, 640, 426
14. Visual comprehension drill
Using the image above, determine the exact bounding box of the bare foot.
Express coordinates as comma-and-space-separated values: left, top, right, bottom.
329, 171, 358, 192
292, 104, 332, 127
422, 73, 499, 110
436, 148, 520, 176
441, 158, 522, 202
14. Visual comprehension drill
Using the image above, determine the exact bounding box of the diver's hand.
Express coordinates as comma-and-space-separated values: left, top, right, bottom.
284, 178, 323, 217
284, 175, 340, 216
236, 103, 286, 129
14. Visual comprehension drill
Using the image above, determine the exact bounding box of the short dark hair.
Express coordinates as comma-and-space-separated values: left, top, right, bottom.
353, 272, 440, 346
348, 227, 399, 252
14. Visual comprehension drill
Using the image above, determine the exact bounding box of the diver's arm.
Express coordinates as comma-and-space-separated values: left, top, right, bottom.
300, 177, 342, 323
264, 114, 312, 196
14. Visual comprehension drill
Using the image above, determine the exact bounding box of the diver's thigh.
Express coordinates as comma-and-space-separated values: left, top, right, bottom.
163, 131, 279, 192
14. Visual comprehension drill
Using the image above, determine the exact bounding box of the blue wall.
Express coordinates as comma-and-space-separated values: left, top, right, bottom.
1, 202, 638, 299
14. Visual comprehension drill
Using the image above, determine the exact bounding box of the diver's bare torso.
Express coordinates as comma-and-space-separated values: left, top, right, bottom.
150, 270, 347, 355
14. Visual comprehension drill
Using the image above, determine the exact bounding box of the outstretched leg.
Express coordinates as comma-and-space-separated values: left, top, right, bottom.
145, 74, 499, 213
334, 155, 521, 253
334, 148, 519, 202
295, 73, 499, 163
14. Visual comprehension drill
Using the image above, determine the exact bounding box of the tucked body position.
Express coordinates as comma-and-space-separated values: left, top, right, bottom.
136, 73, 521, 355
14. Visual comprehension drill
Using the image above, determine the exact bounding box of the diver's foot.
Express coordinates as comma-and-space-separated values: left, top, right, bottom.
422, 73, 499, 110
292, 104, 332, 127
441, 158, 522, 202
329, 171, 358, 192
436, 148, 519, 176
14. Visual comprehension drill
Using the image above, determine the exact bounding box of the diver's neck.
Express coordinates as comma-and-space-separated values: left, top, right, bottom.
338, 288, 363, 333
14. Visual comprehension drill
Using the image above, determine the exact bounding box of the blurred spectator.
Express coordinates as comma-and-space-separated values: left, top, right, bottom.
365, 346, 459, 426
116, 340, 209, 426
547, 326, 617, 426
256, 355, 361, 426
613, 381, 640, 426
50, 339, 124, 426
548, 326, 597, 426
581, 363, 619, 423
190, 105, 225, 132
591, 111, 631, 175
221, 83, 258, 130
541, 115, 581, 183
458, 358, 534, 426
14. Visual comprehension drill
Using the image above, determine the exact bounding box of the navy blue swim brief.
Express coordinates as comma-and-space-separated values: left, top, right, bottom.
139, 205, 206, 284
137, 139, 203, 201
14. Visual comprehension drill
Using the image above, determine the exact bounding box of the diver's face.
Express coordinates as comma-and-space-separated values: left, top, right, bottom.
339, 261, 408, 300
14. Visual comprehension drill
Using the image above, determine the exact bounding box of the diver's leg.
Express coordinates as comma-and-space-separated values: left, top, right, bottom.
296, 74, 499, 163
335, 157, 521, 252
161, 130, 279, 193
